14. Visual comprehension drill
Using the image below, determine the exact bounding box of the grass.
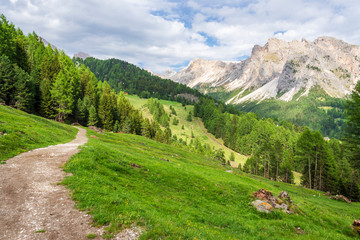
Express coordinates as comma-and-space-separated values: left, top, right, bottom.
0, 105, 78, 162
86, 233, 97, 239
34, 229, 46, 233
63, 129, 360, 239
126, 95, 248, 167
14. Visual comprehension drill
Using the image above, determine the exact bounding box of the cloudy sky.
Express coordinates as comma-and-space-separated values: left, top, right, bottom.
2, 0, 360, 73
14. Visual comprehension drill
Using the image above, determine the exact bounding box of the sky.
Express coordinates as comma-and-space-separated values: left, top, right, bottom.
2, 0, 360, 73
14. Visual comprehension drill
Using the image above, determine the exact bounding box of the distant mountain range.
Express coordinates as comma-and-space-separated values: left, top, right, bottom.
162, 37, 360, 104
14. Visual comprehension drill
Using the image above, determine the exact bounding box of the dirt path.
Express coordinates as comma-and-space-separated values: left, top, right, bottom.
0, 127, 140, 240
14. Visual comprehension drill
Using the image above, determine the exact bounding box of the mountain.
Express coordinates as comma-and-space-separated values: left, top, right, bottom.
164, 37, 360, 104
73, 51, 91, 60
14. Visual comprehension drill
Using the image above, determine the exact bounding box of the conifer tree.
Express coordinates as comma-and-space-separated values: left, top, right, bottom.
344, 80, 360, 168
88, 105, 98, 126
13, 66, 34, 111
0, 55, 15, 104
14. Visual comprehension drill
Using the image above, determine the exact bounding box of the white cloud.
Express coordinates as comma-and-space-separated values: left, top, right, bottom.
1, 0, 360, 73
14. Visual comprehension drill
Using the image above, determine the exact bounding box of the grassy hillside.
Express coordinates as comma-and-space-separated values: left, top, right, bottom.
126, 95, 248, 167
0, 105, 78, 163
63, 129, 360, 239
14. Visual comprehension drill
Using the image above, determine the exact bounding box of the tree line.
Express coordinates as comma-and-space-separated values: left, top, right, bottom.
194, 97, 360, 201
74, 57, 204, 106
0, 15, 171, 144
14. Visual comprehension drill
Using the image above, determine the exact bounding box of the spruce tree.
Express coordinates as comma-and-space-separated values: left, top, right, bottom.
0, 55, 15, 104
88, 105, 98, 126
13, 66, 34, 112
344, 80, 360, 168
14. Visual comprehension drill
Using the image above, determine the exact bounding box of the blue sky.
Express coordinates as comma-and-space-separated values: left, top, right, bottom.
1, 0, 360, 73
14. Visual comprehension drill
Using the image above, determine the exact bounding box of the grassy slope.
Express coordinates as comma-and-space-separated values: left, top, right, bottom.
63, 130, 360, 239
0, 105, 78, 162
126, 95, 248, 167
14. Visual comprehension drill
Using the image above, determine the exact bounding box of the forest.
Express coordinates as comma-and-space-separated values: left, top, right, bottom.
194, 96, 360, 200
74, 57, 204, 106
235, 86, 346, 139
1, 14, 360, 201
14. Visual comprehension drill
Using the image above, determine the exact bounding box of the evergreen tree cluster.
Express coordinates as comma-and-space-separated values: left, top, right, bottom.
147, 98, 170, 127
236, 87, 346, 139
194, 97, 360, 200
74, 57, 203, 105
0, 15, 170, 144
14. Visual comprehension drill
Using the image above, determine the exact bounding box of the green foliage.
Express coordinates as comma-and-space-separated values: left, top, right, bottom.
63, 130, 360, 239
147, 98, 169, 127
0, 55, 15, 104
344, 80, 360, 167
186, 110, 193, 122
172, 117, 179, 125
75, 57, 203, 105
169, 105, 177, 115
85, 233, 97, 239
237, 87, 346, 139
230, 152, 235, 162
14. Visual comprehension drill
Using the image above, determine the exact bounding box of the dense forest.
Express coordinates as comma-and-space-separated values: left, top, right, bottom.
234, 87, 346, 139
194, 96, 360, 200
74, 57, 203, 105
1, 14, 360, 201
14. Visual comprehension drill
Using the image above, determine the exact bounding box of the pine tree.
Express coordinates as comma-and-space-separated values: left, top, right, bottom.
344, 80, 360, 168
230, 152, 235, 162
88, 105, 98, 126
40, 78, 55, 118
50, 70, 74, 121
98, 82, 116, 130
296, 128, 314, 188
186, 110, 193, 121
122, 117, 132, 134
13, 66, 34, 111
0, 55, 15, 104
141, 118, 151, 138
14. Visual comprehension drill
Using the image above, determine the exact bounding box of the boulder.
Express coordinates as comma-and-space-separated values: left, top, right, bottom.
278, 191, 293, 203
252, 189, 295, 214
253, 189, 277, 206
251, 200, 273, 213
330, 195, 351, 204
353, 220, 360, 234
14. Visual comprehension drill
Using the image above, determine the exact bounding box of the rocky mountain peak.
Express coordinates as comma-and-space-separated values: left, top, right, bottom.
74, 52, 91, 60
162, 36, 360, 104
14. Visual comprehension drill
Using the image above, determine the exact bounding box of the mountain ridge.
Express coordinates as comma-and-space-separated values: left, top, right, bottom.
162, 36, 360, 104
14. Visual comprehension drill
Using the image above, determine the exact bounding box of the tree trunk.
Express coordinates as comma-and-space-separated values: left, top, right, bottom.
263, 155, 266, 178
276, 158, 279, 182
268, 152, 270, 179
319, 164, 322, 191
314, 151, 318, 189
308, 153, 312, 189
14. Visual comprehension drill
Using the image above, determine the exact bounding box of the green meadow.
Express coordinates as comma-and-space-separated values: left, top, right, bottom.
0, 105, 77, 163
63, 129, 360, 239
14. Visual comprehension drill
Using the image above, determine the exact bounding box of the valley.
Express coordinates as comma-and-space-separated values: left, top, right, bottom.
126, 95, 248, 167
1, 9, 360, 240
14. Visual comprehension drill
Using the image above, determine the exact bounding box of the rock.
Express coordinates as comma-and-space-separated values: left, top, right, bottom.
251, 200, 273, 213
90, 135, 98, 139
252, 189, 295, 214
325, 192, 331, 196
253, 189, 277, 206
353, 220, 360, 234
164, 37, 360, 105
278, 191, 293, 203
88, 126, 103, 133
330, 195, 351, 204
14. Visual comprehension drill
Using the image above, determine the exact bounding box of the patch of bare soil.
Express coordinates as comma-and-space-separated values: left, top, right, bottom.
0, 127, 140, 240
